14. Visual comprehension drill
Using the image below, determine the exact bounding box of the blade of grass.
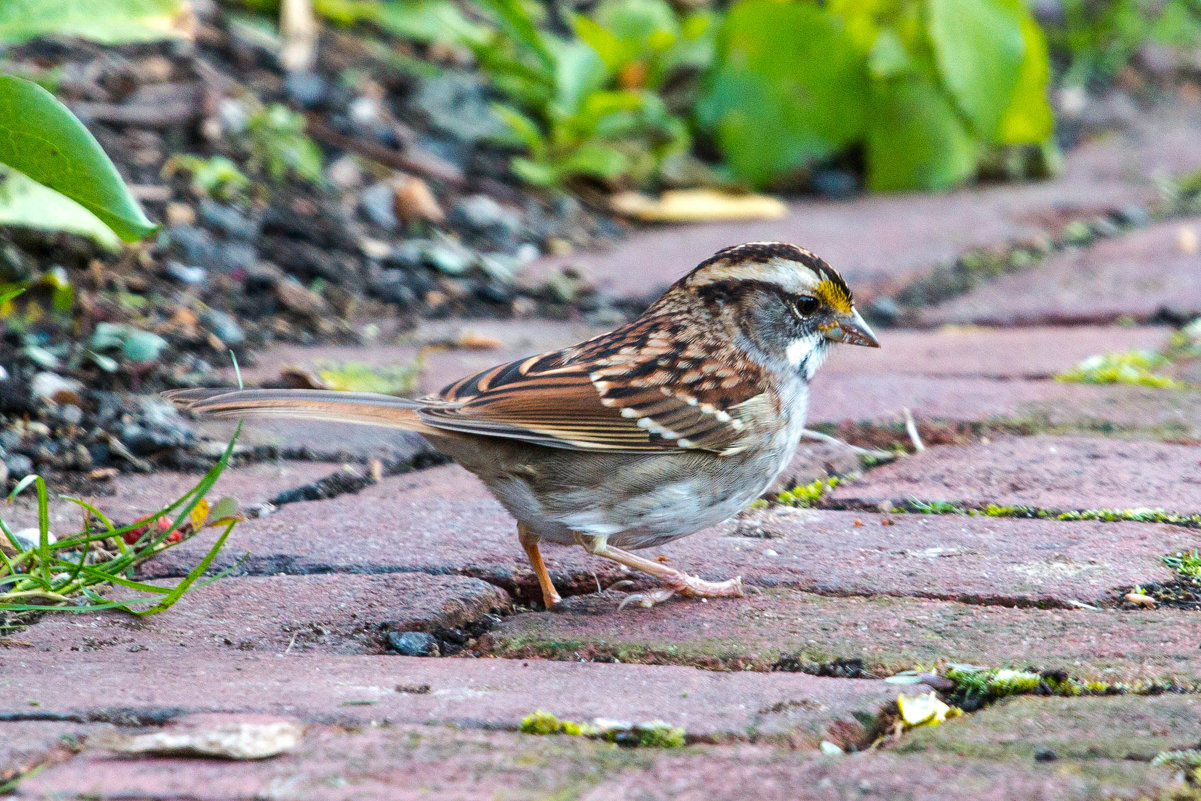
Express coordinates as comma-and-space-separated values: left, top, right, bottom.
133, 519, 237, 616
58, 562, 172, 594
0, 761, 46, 795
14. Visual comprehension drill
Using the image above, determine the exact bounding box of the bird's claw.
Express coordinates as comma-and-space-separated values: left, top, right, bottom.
605, 579, 638, 593
618, 588, 678, 609
616, 574, 745, 609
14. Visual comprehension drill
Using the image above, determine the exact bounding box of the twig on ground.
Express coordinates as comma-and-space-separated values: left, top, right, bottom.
902, 408, 925, 453
800, 429, 899, 463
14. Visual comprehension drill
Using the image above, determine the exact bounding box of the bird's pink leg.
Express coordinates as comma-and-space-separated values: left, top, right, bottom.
574, 534, 743, 608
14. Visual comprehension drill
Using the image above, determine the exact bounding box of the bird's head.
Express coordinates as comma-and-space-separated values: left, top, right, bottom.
672, 241, 879, 379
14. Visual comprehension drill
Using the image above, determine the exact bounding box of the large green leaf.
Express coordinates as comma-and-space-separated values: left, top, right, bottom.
866, 77, 977, 191
0, 75, 157, 242
926, 0, 1025, 139
0, 0, 189, 44
0, 168, 120, 248
698, 0, 868, 187
994, 12, 1054, 144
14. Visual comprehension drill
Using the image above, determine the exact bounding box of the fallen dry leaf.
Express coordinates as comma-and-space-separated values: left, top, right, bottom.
454, 331, 504, 350
1177, 226, 1199, 255
394, 175, 445, 223
1125, 592, 1157, 607
610, 189, 787, 223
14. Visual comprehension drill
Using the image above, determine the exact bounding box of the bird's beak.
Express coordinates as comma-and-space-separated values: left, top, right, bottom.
824, 309, 880, 348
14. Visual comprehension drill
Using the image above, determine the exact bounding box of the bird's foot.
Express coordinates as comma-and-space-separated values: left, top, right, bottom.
618, 574, 744, 609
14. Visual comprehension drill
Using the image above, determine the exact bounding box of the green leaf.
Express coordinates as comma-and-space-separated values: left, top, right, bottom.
555, 142, 628, 180
475, 0, 556, 75
0, 168, 120, 248
89, 322, 169, 363
994, 12, 1054, 144
866, 76, 978, 191
926, 0, 1025, 139
510, 157, 557, 186
594, 0, 679, 49
370, 0, 488, 45
490, 104, 545, 151
698, 0, 869, 187
552, 40, 609, 114
867, 29, 914, 79
0, 0, 189, 44
0, 76, 157, 242
571, 14, 625, 72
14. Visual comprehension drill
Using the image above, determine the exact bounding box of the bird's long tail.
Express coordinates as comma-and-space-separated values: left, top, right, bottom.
164, 388, 449, 436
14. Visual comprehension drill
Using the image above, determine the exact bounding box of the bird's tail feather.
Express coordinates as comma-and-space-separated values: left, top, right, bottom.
163, 388, 448, 435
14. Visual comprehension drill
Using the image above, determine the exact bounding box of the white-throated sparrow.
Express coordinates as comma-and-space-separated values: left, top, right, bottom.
168, 242, 879, 608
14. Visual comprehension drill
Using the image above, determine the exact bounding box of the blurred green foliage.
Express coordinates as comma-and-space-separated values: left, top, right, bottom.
698, 0, 1055, 190
164, 155, 253, 203
7, 0, 1196, 199
467, 0, 695, 188
244, 104, 326, 185
1047, 0, 1201, 87
0, 0, 188, 45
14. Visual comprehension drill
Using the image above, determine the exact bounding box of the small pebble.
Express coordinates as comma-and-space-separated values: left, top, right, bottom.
165, 261, 207, 285
11, 528, 57, 551
326, 155, 364, 190
31, 373, 84, 406
387, 631, 440, 657
285, 71, 329, 108
200, 308, 246, 348
4, 453, 33, 479
1034, 747, 1058, 762
361, 182, 398, 230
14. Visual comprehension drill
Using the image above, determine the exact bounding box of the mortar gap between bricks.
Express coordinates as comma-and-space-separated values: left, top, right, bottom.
885, 178, 1201, 322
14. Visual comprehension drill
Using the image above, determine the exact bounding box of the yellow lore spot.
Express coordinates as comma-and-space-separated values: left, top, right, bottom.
814, 279, 852, 314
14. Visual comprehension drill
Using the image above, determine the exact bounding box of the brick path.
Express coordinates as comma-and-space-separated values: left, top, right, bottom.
4, 109, 1201, 799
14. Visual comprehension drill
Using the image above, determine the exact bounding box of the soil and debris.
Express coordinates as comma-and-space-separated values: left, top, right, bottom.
0, 4, 627, 487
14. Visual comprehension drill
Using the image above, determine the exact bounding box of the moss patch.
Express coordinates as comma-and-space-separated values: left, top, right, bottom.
887, 499, 1201, 529
1056, 350, 1186, 389
314, 359, 422, 394
520, 711, 686, 748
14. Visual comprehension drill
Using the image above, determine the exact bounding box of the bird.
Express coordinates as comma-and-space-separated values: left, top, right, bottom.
167, 242, 879, 609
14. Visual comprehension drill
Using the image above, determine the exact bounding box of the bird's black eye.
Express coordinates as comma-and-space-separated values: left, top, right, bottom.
793, 295, 820, 317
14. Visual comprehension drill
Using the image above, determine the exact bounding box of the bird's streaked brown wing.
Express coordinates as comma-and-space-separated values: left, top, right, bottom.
418, 318, 769, 454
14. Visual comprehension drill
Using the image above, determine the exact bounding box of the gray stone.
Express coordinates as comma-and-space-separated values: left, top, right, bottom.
199, 200, 259, 241
387, 631, 440, 657
360, 182, 398, 230
164, 261, 206, 285
199, 308, 246, 349
414, 71, 508, 144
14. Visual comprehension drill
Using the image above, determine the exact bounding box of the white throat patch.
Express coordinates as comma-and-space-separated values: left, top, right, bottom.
786, 337, 827, 380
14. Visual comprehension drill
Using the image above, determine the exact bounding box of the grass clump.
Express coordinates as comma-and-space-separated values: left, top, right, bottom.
1164, 550, 1201, 578
1055, 350, 1184, 389
0, 427, 243, 630
519, 711, 685, 748
1132, 550, 1201, 610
